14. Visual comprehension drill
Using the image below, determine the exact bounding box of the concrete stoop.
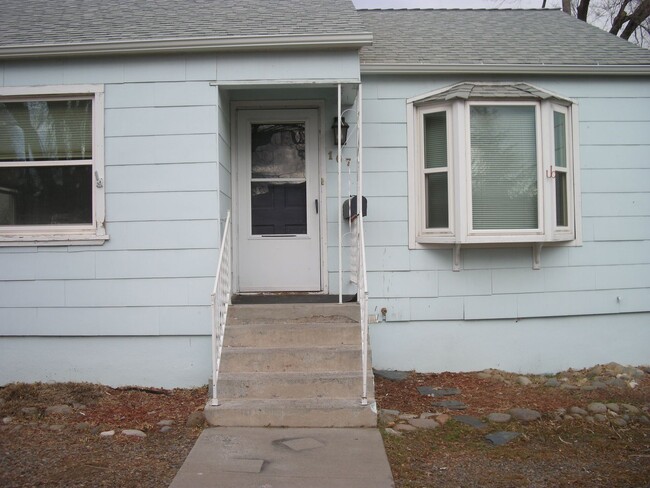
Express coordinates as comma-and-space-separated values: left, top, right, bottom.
204, 303, 376, 428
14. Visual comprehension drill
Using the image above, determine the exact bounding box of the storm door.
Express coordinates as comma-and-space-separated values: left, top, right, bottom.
236, 109, 321, 292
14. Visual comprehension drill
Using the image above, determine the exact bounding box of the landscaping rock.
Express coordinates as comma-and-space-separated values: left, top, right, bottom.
374, 370, 409, 381
508, 408, 541, 422
395, 423, 417, 432
621, 404, 640, 414
638, 415, 650, 425
122, 429, 146, 438
417, 386, 461, 397
454, 415, 488, 430
21, 407, 39, 416
100, 430, 115, 437
544, 378, 560, 387
160, 426, 172, 433
432, 400, 467, 410
569, 406, 588, 416
157, 419, 174, 426
45, 405, 73, 416
487, 413, 512, 423
49, 424, 65, 432
435, 414, 451, 425
186, 411, 205, 427
3, 416, 13, 424
594, 414, 607, 422
398, 413, 418, 420
420, 412, 436, 419
379, 409, 400, 423
605, 378, 627, 388
384, 428, 402, 437
408, 418, 440, 430
591, 381, 607, 389
517, 376, 532, 386
485, 431, 520, 446
587, 402, 607, 414
611, 418, 627, 427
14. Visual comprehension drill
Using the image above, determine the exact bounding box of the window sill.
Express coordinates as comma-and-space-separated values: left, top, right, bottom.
0, 233, 109, 247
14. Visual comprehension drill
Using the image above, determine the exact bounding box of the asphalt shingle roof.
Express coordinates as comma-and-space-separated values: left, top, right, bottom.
358, 9, 650, 67
0, 0, 366, 47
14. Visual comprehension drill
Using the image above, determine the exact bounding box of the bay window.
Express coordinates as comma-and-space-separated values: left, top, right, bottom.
408, 82, 580, 250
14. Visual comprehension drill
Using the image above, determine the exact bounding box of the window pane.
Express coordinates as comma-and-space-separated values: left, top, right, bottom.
0, 100, 92, 162
470, 105, 538, 230
251, 123, 305, 178
424, 112, 447, 169
556, 172, 568, 227
251, 182, 306, 235
426, 172, 448, 228
0, 165, 92, 225
554, 111, 567, 168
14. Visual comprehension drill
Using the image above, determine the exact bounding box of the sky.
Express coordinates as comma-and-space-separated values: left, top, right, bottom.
352, 0, 563, 8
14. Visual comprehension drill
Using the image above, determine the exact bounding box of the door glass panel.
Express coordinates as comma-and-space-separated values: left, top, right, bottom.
251, 182, 307, 235
251, 123, 305, 178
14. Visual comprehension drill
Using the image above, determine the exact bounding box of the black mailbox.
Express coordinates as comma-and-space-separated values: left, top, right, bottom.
342, 195, 368, 220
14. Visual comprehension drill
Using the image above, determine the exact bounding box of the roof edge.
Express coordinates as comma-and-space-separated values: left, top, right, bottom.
0, 33, 374, 59
361, 63, 650, 76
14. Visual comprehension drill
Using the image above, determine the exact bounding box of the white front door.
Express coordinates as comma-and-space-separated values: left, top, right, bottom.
236, 109, 322, 292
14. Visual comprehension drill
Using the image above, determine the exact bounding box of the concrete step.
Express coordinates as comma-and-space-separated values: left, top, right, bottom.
227, 303, 359, 325
204, 398, 377, 428
216, 371, 375, 400
224, 322, 360, 348
219, 345, 368, 373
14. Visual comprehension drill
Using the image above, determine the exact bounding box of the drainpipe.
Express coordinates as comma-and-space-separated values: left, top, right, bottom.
338, 83, 343, 304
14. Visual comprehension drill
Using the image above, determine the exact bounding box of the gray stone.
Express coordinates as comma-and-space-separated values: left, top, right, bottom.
544, 378, 560, 387
21, 407, 39, 416
604, 362, 625, 375
569, 406, 588, 416
477, 372, 493, 380
379, 409, 399, 423
605, 378, 627, 388
408, 418, 440, 430
420, 412, 436, 419
75, 422, 90, 431
186, 411, 205, 427
487, 413, 512, 423
45, 405, 73, 416
587, 402, 607, 414
563, 415, 574, 420
398, 413, 418, 420
485, 431, 520, 446
100, 430, 115, 437
157, 419, 174, 426
432, 400, 467, 410
581, 386, 597, 391
591, 381, 607, 389
585, 416, 595, 424
621, 404, 640, 414
612, 418, 627, 427
417, 386, 461, 397
122, 429, 146, 438
2, 416, 13, 424
374, 370, 409, 381
394, 423, 417, 432
160, 425, 172, 433
508, 408, 541, 422
72, 403, 86, 410
638, 415, 650, 425
384, 427, 402, 437
49, 424, 65, 431
517, 376, 532, 386
454, 415, 488, 430
594, 414, 607, 422
560, 384, 579, 390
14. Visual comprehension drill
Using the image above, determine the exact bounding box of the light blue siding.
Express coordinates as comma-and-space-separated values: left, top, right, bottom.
106, 134, 218, 165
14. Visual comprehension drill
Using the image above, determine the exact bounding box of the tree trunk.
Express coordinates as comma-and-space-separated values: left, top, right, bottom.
610, 0, 633, 35
562, 0, 572, 14
620, 0, 650, 39
576, 0, 591, 21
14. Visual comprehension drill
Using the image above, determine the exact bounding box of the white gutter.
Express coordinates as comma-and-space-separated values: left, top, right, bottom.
361, 63, 650, 76
0, 33, 374, 59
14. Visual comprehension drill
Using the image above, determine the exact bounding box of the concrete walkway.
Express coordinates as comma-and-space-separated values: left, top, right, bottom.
169, 427, 395, 488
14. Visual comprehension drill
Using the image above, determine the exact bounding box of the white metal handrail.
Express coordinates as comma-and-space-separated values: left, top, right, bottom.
210, 211, 232, 406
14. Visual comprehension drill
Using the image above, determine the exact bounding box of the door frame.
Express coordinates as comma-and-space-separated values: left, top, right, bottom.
230, 100, 328, 294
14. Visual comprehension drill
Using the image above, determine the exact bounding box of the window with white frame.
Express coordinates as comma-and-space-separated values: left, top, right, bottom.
408, 82, 579, 247
0, 85, 106, 245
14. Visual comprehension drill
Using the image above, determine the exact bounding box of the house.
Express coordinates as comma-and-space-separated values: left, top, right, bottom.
1, 1, 649, 398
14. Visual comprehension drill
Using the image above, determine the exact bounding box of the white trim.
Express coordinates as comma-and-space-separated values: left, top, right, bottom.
362, 63, 650, 76
0, 33, 374, 59
0, 84, 107, 245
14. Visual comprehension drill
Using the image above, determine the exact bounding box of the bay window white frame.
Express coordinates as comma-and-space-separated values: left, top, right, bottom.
407, 83, 581, 250
0, 84, 107, 246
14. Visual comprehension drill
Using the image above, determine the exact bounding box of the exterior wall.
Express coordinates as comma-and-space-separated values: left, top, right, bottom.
362, 74, 650, 373
0, 50, 361, 387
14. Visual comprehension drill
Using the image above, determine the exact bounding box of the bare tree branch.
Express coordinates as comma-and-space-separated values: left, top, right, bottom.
610, 0, 633, 35
577, 0, 592, 20
620, 0, 650, 39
